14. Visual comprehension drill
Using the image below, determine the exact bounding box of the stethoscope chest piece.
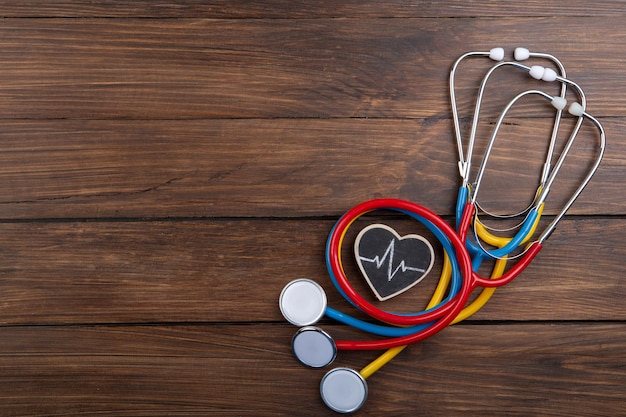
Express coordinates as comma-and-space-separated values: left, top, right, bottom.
320, 367, 368, 413
292, 326, 337, 368
279, 278, 327, 326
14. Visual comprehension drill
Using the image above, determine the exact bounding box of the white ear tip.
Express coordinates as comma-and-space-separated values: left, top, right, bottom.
569, 102, 585, 117
542, 67, 558, 82
489, 47, 505, 61
551, 96, 567, 110
514, 47, 530, 61
529, 65, 545, 80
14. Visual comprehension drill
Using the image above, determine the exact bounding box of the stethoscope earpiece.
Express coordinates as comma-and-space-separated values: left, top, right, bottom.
529, 65, 558, 82
320, 367, 368, 414
551, 96, 568, 111
489, 47, 505, 61
514, 47, 531, 61
569, 101, 585, 117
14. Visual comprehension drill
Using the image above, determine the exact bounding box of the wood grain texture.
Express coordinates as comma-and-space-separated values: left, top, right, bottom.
0, 324, 623, 416
0, 1, 625, 18
0, 218, 624, 325
0, 18, 624, 120
0, 2, 624, 415
0, 118, 619, 218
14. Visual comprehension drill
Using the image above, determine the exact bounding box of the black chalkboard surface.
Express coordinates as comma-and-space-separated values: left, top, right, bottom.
354, 223, 435, 301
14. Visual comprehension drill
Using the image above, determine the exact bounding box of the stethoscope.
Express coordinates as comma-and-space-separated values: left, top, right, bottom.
279, 47, 605, 413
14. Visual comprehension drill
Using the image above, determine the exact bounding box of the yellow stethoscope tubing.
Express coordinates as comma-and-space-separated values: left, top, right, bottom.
359, 256, 503, 380
358, 203, 544, 380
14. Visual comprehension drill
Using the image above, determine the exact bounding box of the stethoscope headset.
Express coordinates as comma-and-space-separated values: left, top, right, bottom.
279, 47, 605, 413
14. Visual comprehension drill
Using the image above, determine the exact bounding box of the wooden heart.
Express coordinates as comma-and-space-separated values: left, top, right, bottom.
354, 224, 434, 301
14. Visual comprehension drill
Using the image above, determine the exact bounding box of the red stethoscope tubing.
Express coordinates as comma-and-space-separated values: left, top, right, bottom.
328, 199, 542, 351
328, 198, 472, 327
459, 202, 543, 289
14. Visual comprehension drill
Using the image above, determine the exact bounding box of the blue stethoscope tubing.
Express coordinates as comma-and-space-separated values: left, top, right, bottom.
456, 185, 538, 260
321, 196, 524, 338
323, 208, 464, 337
285, 47, 605, 352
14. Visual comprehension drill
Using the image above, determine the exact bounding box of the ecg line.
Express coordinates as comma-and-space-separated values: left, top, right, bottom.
359, 239, 426, 282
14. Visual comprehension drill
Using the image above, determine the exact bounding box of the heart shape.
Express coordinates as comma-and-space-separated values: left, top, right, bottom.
354, 224, 434, 301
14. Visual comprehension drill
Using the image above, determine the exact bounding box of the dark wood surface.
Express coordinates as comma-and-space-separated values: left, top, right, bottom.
0, 2, 624, 416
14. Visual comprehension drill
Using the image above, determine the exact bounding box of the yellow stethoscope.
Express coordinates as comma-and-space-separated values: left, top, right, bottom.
279, 47, 605, 413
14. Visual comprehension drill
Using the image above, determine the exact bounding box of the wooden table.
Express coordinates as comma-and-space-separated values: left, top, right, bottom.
0, 2, 624, 415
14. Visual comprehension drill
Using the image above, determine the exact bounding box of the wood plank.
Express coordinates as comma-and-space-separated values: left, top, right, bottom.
0, 18, 623, 119
0, 3, 621, 416
0, 323, 623, 415
0, 217, 624, 325
0, 1, 625, 18
0, 118, 617, 219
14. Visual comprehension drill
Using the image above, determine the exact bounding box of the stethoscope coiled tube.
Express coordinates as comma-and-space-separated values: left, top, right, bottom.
278, 48, 605, 414
279, 199, 468, 367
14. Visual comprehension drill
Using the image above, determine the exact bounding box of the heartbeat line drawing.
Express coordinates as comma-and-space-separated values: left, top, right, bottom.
358, 239, 426, 282
355, 223, 435, 301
